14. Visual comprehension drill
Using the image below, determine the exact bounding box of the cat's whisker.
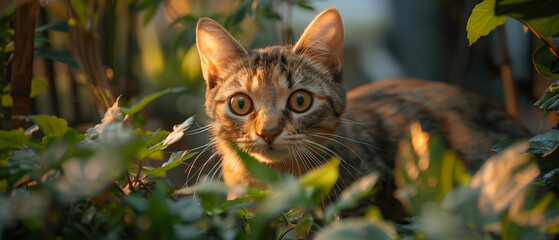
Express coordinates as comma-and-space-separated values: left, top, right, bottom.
298, 145, 341, 207
292, 145, 312, 175
298, 142, 348, 192
313, 132, 380, 150
183, 125, 212, 136
303, 139, 365, 180
185, 139, 223, 183
200, 149, 228, 184
310, 134, 375, 172
339, 118, 376, 126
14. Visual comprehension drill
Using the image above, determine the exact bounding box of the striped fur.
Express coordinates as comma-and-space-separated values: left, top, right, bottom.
196, 8, 528, 220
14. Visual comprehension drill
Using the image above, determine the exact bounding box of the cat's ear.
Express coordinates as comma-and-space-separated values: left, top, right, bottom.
196, 17, 248, 89
293, 7, 344, 71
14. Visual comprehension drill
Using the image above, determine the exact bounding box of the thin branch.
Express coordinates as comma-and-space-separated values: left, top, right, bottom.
523, 20, 559, 58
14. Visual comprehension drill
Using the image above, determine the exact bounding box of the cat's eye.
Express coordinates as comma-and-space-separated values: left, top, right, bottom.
229, 93, 253, 116
288, 90, 313, 113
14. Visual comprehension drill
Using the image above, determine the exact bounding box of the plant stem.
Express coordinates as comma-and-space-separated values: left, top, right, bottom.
523, 21, 559, 59
497, 26, 518, 118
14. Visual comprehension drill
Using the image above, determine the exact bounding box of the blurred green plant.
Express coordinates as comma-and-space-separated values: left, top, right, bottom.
4, 102, 559, 239
467, 0, 559, 210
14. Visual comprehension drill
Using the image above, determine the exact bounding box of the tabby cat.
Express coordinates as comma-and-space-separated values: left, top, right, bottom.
195, 8, 528, 220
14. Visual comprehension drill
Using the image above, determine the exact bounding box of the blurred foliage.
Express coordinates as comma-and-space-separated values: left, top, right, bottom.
3, 104, 559, 239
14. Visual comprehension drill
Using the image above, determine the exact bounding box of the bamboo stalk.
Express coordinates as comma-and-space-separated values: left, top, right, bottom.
11, 0, 38, 129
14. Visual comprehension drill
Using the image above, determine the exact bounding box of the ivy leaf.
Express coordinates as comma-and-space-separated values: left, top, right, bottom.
120, 87, 187, 116
533, 46, 559, 79
466, 0, 507, 46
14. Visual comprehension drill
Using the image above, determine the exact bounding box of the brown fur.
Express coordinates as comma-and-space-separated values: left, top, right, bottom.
195, 8, 528, 220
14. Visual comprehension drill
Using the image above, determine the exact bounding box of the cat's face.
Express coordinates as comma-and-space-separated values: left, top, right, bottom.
197, 8, 345, 166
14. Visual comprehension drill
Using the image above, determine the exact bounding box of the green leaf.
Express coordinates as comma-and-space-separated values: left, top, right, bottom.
324, 173, 378, 220
299, 158, 339, 203
466, 0, 507, 46
527, 16, 559, 38
30, 78, 48, 98
533, 46, 559, 79
24, 115, 70, 138
0, 128, 29, 149
393, 124, 469, 215
528, 129, 559, 157
142, 151, 196, 177
34, 46, 78, 68
120, 87, 187, 116
1, 79, 48, 107
134, 129, 170, 159
35, 20, 70, 33
495, 0, 559, 19
534, 83, 559, 110
315, 218, 395, 240
494, 0, 559, 37
295, 213, 313, 239
541, 168, 559, 194
491, 137, 518, 153
231, 144, 279, 185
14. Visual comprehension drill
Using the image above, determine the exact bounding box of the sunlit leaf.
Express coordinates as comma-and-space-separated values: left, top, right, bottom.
30, 78, 48, 98
300, 158, 339, 203
470, 142, 537, 215
0, 79, 48, 107
120, 87, 187, 116
394, 123, 468, 215
24, 115, 70, 139
466, 0, 507, 46
0, 128, 28, 149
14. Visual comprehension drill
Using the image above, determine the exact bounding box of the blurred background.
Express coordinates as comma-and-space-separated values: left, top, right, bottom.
1, 0, 556, 186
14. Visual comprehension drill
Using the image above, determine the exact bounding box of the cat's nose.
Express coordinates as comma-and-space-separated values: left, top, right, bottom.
257, 129, 281, 144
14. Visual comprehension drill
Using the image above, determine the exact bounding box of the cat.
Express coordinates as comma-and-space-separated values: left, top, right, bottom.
194, 7, 528, 220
